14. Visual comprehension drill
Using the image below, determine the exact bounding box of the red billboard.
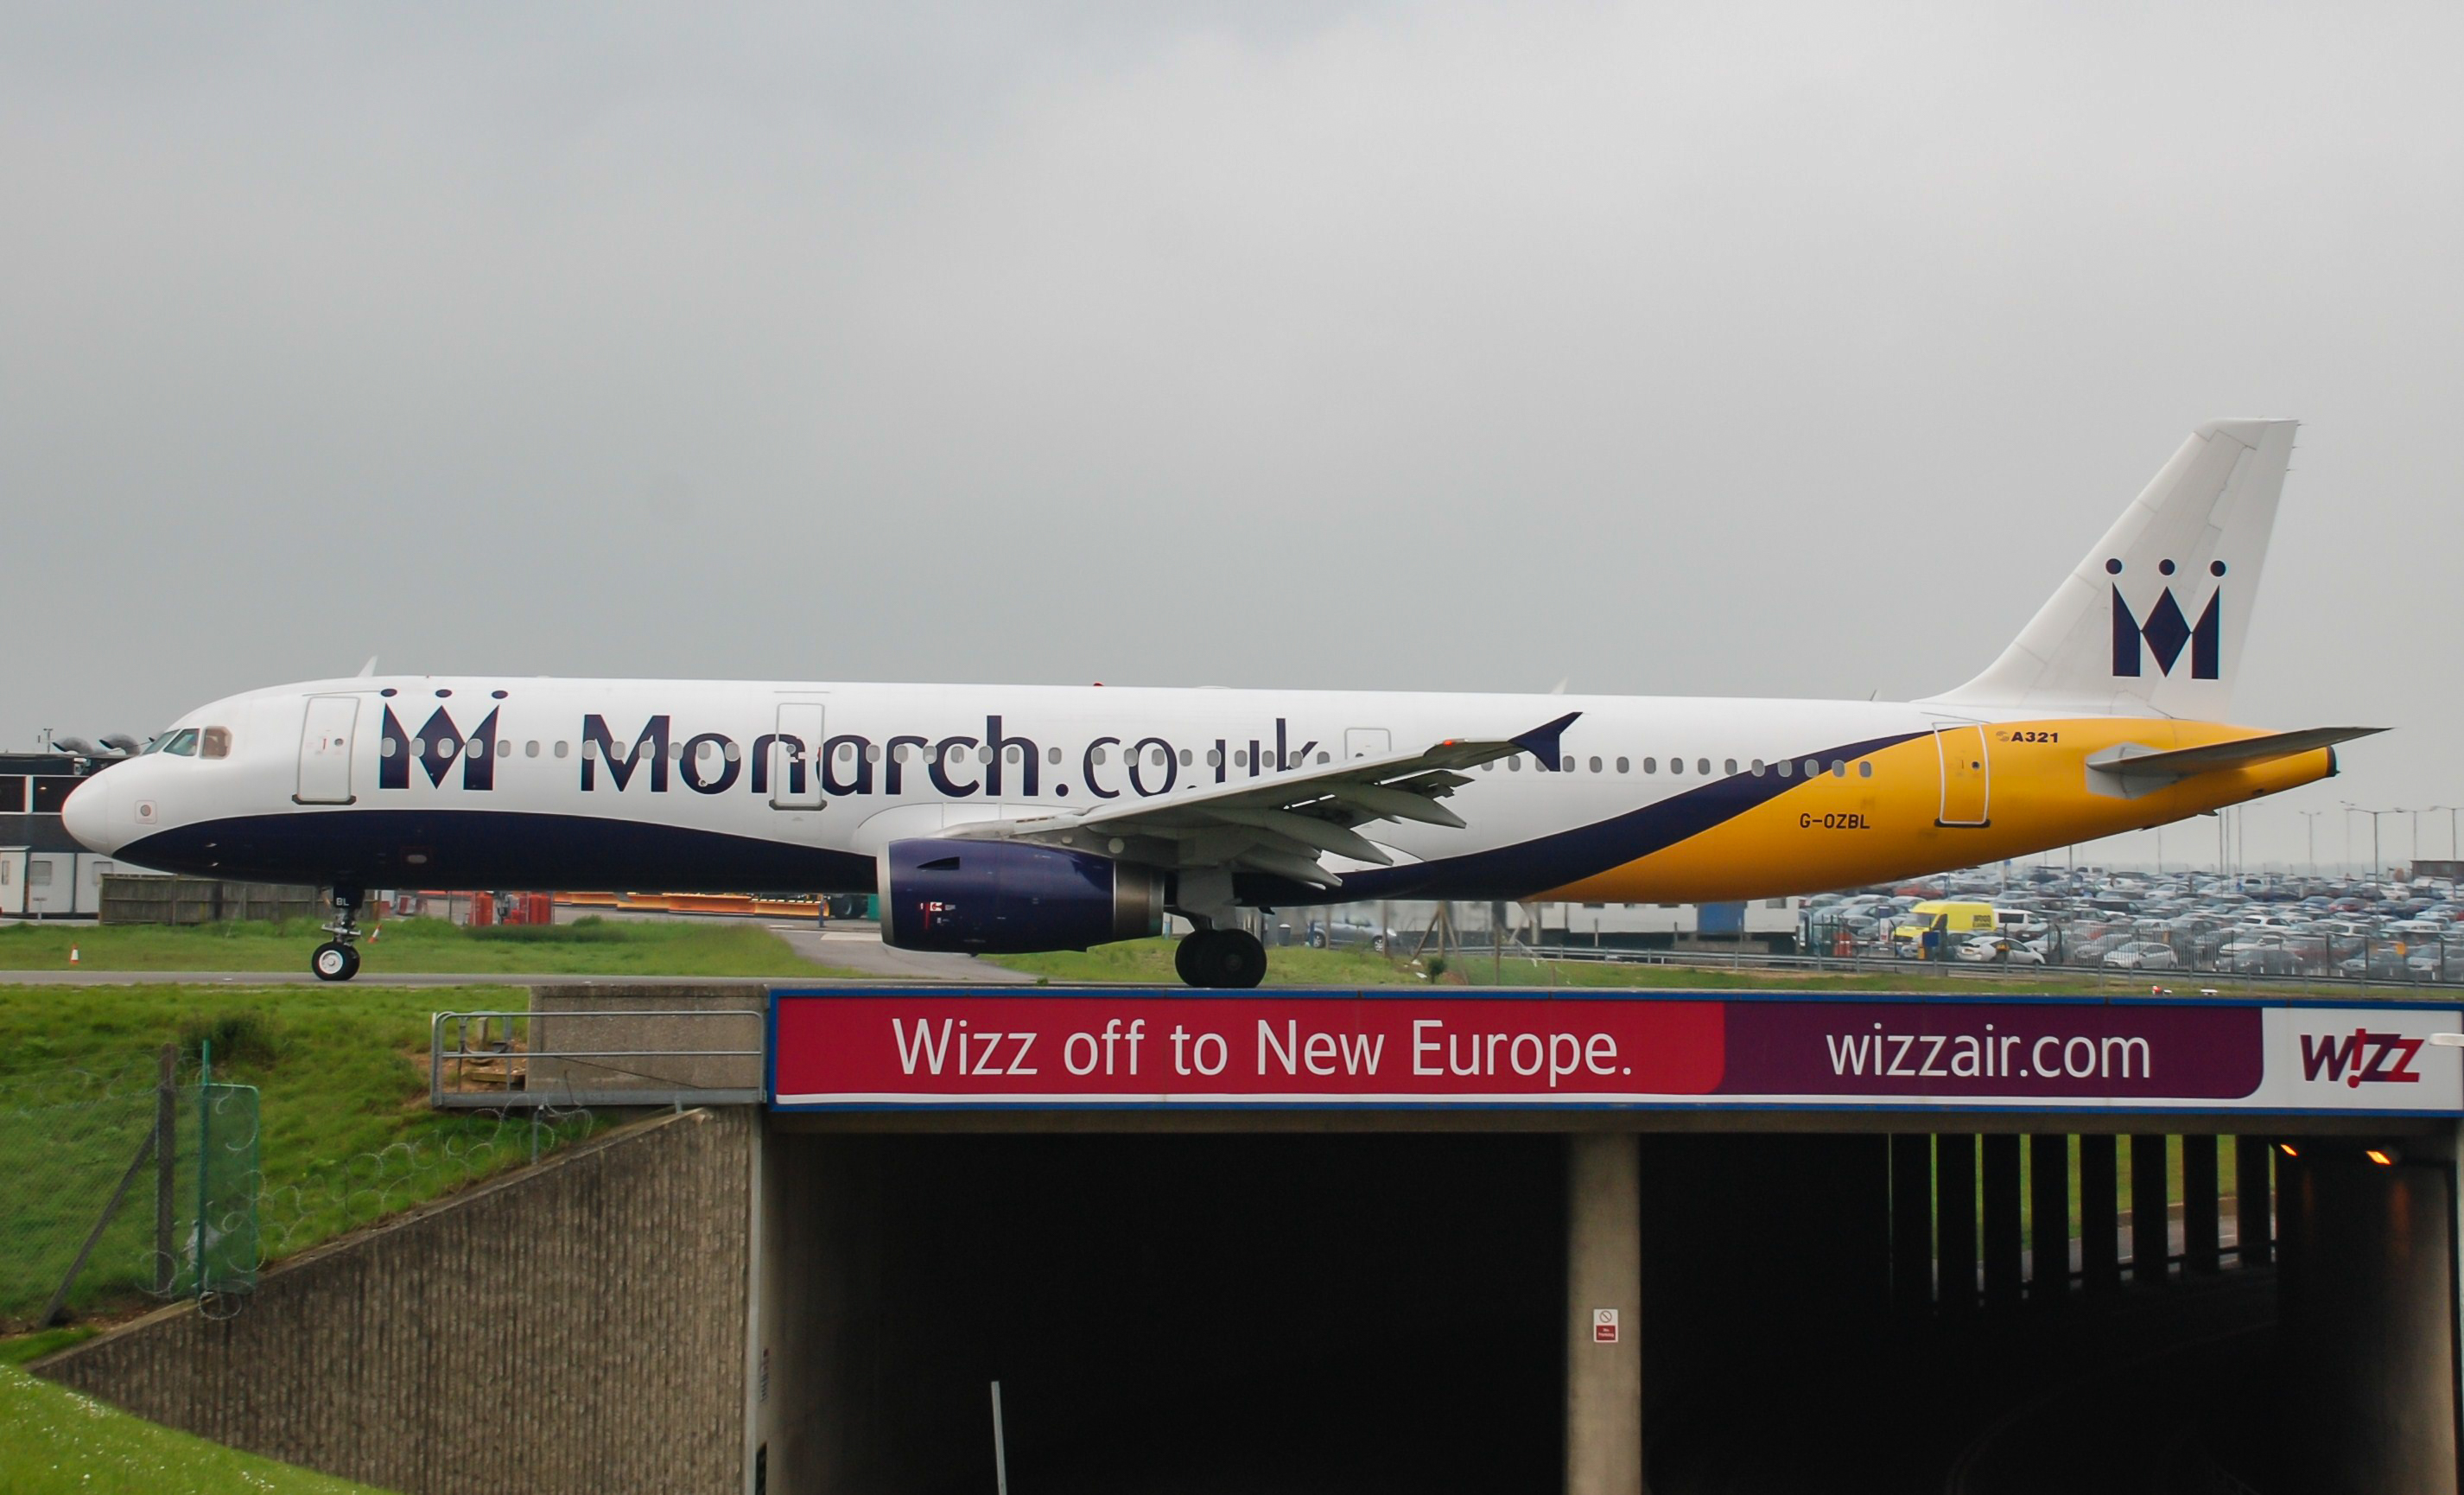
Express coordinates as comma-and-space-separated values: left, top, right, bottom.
767, 989, 2464, 1113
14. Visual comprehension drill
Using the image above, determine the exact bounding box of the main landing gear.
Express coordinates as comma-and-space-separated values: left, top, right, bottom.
1174, 927, 1267, 989
312, 887, 364, 983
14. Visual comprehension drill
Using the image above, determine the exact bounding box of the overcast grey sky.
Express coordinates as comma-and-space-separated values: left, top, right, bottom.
6, 3, 2460, 870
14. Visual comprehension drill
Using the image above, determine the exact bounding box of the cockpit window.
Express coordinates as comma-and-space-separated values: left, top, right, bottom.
158, 729, 200, 757
200, 727, 232, 759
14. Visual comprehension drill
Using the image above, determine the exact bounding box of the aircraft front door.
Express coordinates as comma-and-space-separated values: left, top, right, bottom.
1934, 725, 1991, 828
295, 696, 360, 805
771, 702, 826, 810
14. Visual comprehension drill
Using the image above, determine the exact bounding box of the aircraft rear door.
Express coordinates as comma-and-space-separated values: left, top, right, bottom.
1933, 724, 1991, 827
295, 696, 360, 805
771, 702, 826, 809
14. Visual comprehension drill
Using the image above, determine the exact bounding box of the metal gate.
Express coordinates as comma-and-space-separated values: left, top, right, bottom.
1934, 725, 1991, 827
295, 696, 359, 805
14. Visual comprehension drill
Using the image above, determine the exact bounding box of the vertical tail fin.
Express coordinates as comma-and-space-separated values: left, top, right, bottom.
1924, 418, 2296, 720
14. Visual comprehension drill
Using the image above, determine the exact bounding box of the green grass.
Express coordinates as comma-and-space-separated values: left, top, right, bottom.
0, 983, 626, 1330
0, 915, 829, 978
0, 1327, 96, 1367
0, 1365, 390, 1492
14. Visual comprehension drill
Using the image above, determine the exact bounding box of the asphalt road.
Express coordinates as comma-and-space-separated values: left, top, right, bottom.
0, 916, 1040, 985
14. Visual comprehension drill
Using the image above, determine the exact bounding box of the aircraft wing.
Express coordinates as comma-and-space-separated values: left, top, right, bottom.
935, 711, 1582, 887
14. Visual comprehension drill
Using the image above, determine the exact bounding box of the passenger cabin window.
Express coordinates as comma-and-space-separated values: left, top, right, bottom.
1615, 757, 1630, 773
200, 727, 232, 759
1724, 758, 1737, 775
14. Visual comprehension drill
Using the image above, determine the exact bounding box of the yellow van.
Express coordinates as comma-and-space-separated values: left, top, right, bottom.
1893, 900, 2001, 948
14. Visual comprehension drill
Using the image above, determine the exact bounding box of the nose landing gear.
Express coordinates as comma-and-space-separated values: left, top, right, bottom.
312, 887, 365, 983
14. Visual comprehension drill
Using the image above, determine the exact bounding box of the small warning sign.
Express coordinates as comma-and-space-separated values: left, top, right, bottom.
1592, 1308, 1619, 1344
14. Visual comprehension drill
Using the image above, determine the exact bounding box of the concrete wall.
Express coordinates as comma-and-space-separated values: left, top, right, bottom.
98, 874, 321, 925
524, 982, 767, 1100
36, 1108, 756, 1495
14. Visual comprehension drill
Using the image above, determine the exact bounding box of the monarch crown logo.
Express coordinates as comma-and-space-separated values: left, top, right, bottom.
2109, 557, 2225, 680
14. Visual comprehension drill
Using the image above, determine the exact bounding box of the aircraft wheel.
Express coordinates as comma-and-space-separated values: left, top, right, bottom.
1174, 931, 1213, 986
1193, 929, 1267, 989
312, 941, 360, 982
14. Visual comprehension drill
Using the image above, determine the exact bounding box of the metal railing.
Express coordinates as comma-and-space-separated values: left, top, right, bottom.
429, 1008, 765, 1110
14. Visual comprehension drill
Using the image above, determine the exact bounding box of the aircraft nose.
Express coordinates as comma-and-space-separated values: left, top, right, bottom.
60, 773, 123, 854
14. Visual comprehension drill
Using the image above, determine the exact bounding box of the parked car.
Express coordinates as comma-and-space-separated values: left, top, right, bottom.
1306, 918, 1391, 952
1956, 937, 2047, 966
2104, 940, 2180, 972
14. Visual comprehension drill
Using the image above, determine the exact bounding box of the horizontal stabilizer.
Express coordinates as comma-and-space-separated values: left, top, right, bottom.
2087, 726, 2382, 788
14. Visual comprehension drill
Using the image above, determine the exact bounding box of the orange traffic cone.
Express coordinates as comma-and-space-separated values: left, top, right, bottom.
68, 945, 79, 964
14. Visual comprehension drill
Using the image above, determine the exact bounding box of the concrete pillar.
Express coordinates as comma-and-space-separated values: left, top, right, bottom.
1565, 1132, 1644, 1495
1981, 1134, 2023, 1307
2181, 1134, 2220, 1276
2130, 1134, 2170, 1286
2233, 1135, 2273, 1267
1935, 1134, 1977, 1314
1889, 1135, 1934, 1310
2279, 1144, 2461, 1493
2079, 1134, 2119, 1293
2029, 1133, 2069, 1307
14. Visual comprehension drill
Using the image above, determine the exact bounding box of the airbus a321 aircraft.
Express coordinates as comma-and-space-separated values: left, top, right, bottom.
65, 418, 2374, 987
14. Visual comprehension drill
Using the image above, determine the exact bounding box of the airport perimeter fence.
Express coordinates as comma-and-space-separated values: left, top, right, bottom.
0, 1047, 606, 1333
1465, 928, 2464, 996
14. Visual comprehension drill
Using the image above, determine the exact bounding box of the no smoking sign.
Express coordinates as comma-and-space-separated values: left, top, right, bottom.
1592, 1308, 1619, 1344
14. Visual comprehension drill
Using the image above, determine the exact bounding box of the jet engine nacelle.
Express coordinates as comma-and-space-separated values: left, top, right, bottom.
877, 839, 1165, 954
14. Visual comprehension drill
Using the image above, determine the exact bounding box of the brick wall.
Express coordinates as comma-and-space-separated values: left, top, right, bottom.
36, 1107, 754, 1495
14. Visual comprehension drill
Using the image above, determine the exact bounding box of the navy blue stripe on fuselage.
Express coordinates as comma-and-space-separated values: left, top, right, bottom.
117, 809, 876, 895
1241, 730, 1928, 905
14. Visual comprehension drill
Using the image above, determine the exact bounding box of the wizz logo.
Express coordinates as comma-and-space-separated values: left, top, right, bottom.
378, 705, 499, 791
2108, 557, 2224, 680
2298, 1028, 2423, 1089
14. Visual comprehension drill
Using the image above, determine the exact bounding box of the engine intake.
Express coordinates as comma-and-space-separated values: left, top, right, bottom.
878, 840, 1165, 954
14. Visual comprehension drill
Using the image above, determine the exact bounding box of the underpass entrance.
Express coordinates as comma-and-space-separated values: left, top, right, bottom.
757, 1130, 1566, 1494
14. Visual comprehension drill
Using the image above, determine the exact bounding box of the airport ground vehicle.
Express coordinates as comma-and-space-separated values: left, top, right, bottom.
1894, 900, 2003, 953
64, 419, 2378, 987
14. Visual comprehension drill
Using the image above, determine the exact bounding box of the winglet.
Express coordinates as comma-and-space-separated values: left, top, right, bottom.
1511, 710, 1583, 771
355, 656, 378, 678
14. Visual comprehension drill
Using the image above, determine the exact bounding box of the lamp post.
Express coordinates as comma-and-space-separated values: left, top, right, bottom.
2298, 810, 2323, 878
2342, 802, 2396, 885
